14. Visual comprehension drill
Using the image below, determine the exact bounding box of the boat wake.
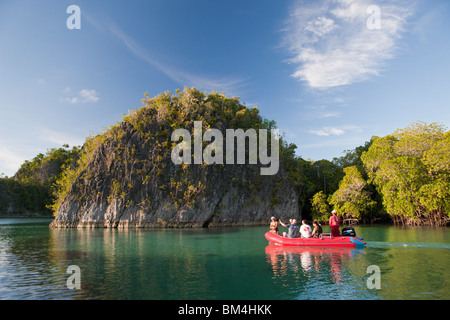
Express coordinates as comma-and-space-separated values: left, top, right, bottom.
366, 241, 450, 250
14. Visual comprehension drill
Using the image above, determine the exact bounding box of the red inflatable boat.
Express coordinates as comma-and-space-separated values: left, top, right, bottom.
265, 231, 365, 247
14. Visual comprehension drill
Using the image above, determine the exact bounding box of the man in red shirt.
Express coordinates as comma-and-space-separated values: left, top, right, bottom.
329, 210, 341, 237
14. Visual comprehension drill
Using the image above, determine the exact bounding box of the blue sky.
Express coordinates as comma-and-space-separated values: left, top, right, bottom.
1, 0, 449, 176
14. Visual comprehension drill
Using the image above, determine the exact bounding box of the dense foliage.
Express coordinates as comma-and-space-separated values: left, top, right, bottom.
2, 87, 448, 226
362, 122, 449, 225
310, 191, 330, 222
309, 122, 449, 226
0, 177, 48, 215
0, 145, 80, 215
329, 166, 377, 221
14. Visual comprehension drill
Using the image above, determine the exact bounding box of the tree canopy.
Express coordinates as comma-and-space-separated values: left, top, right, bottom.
2, 87, 448, 227
361, 121, 449, 225
0, 145, 80, 215
329, 166, 377, 220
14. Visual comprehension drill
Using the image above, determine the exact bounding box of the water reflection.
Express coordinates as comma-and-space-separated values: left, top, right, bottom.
48, 227, 225, 299
0, 220, 73, 299
2, 221, 448, 300
265, 245, 372, 299
266, 245, 357, 281
49, 228, 147, 299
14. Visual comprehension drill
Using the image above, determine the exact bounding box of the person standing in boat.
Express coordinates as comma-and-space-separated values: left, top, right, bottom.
329, 210, 341, 237
279, 219, 300, 238
269, 216, 279, 234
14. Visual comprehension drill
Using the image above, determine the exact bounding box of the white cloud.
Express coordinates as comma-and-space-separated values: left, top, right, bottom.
305, 16, 338, 37
318, 111, 340, 119
0, 147, 25, 176
309, 125, 362, 136
300, 104, 341, 119
38, 127, 85, 148
0, 127, 85, 176
310, 127, 345, 136
283, 0, 414, 89
79, 89, 100, 103
278, 127, 298, 141
63, 88, 100, 104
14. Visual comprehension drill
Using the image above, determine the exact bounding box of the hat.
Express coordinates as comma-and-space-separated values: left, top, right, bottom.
292, 219, 297, 224
332, 210, 337, 214
271, 216, 276, 220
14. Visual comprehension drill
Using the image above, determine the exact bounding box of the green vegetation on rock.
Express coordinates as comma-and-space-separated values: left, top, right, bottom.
2, 88, 448, 227
0, 145, 80, 216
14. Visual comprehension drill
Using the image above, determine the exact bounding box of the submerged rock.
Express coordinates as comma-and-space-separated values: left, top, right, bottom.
50, 88, 300, 228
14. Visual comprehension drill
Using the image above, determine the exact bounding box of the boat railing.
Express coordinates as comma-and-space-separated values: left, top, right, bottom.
320, 233, 333, 239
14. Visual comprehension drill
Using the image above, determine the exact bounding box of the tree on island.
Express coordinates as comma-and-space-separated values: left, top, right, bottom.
362, 121, 449, 226
328, 166, 377, 223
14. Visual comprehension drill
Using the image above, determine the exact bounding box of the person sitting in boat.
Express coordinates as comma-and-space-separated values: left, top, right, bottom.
279, 219, 299, 238
329, 209, 341, 237
300, 220, 312, 238
269, 216, 279, 234
311, 220, 323, 238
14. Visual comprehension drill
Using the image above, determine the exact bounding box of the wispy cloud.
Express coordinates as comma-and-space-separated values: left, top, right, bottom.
309, 125, 362, 136
38, 127, 85, 148
0, 146, 24, 175
108, 23, 246, 93
63, 88, 100, 104
318, 111, 340, 119
283, 0, 414, 89
0, 127, 85, 176
299, 135, 368, 151
300, 104, 341, 119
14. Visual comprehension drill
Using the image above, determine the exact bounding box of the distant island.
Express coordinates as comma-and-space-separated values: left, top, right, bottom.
1, 88, 448, 227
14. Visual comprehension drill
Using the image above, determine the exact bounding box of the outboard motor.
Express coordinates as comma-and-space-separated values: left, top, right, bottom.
341, 227, 356, 237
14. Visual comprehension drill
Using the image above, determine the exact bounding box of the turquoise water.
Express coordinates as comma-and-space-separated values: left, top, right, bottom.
0, 218, 448, 300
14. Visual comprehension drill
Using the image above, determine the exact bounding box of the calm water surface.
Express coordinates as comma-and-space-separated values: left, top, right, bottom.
0, 218, 448, 300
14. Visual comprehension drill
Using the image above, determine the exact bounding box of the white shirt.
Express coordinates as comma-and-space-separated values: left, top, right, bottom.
300, 224, 312, 238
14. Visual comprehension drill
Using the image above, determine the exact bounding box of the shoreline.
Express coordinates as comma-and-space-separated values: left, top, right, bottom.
0, 214, 54, 219
1, 215, 447, 228
49, 220, 449, 229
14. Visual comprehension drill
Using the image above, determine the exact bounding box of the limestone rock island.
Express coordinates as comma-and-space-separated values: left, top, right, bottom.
50, 88, 299, 228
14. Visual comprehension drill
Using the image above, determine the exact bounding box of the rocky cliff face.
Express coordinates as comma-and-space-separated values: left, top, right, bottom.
50, 88, 300, 228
